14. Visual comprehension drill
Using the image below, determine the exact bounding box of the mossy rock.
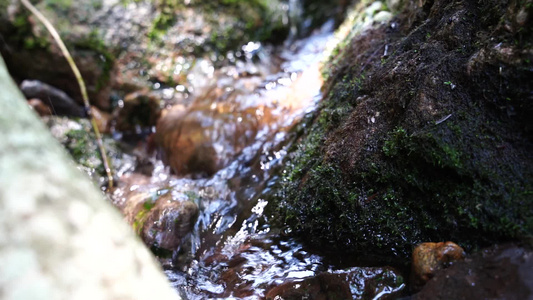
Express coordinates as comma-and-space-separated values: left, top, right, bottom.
136, 0, 290, 54
124, 191, 199, 252
277, 0, 533, 263
44, 116, 122, 186
0, 0, 114, 109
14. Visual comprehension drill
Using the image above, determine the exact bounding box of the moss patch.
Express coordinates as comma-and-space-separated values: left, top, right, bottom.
70, 30, 115, 92
52, 118, 121, 186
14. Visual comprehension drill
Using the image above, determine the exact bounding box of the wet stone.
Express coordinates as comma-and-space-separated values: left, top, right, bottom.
411, 241, 465, 291
124, 191, 199, 251
140, 198, 198, 251
154, 99, 270, 177
265, 274, 351, 300
20, 80, 85, 117
28, 98, 52, 116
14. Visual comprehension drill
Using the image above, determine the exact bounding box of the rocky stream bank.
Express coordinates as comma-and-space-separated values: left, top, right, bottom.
278, 0, 533, 266
1, 0, 532, 298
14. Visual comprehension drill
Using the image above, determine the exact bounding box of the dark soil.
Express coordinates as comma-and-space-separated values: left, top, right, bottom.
278, 0, 533, 264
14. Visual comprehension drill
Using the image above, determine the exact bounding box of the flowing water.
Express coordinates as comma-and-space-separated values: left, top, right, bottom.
113, 27, 334, 298
110, 12, 404, 299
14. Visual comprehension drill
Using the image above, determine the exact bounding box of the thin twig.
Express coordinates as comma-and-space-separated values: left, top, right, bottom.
435, 113, 453, 125
20, 0, 114, 189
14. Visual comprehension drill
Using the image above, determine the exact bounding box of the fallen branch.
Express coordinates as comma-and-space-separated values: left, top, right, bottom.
19, 0, 114, 189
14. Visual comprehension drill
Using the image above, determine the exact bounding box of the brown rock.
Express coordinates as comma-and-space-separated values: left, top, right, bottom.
140, 197, 198, 250
411, 241, 465, 291
154, 101, 267, 177
155, 106, 219, 177
123, 191, 198, 251
28, 98, 52, 116
265, 274, 351, 300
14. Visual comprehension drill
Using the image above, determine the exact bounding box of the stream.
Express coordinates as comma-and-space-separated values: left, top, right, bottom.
114, 28, 334, 299
8, 0, 531, 298
107, 6, 404, 300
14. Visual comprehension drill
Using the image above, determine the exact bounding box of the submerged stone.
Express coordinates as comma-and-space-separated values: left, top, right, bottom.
139, 197, 198, 251
265, 266, 405, 300
124, 191, 199, 251
154, 81, 274, 177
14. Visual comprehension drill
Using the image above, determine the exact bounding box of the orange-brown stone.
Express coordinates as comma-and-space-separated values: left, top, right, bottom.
411, 241, 465, 291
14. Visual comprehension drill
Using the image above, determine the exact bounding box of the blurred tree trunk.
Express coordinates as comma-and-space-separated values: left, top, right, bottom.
0, 54, 180, 300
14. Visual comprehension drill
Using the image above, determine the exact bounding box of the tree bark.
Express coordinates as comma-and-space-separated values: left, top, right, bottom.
0, 55, 180, 299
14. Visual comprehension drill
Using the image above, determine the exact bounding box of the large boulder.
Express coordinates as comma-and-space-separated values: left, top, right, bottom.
0, 0, 115, 109
278, 0, 533, 263
0, 55, 180, 299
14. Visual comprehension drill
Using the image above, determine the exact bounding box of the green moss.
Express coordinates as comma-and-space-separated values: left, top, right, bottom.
133, 190, 170, 234
143, 200, 155, 211
133, 202, 152, 234
23, 36, 49, 50
65, 129, 91, 162
9, 13, 51, 50
44, 0, 73, 9
148, 13, 176, 41
147, 0, 184, 41
282, 99, 532, 259
64, 128, 108, 175
71, 30, 115, 91
415, 131, 464, 170
59, 121, 121, 186
382, 127, 408, 157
